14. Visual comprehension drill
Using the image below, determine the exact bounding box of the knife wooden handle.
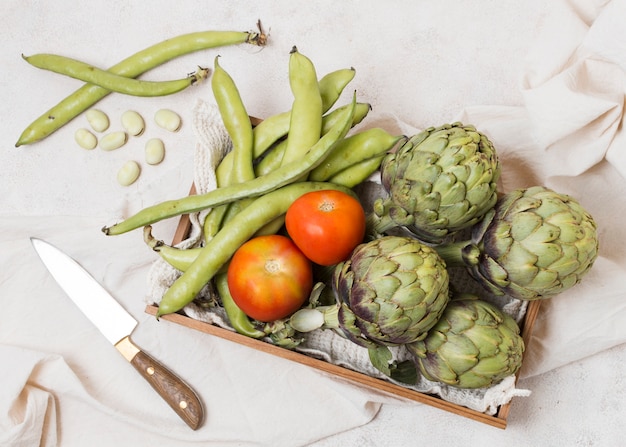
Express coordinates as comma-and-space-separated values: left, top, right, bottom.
116, 336, 204, 430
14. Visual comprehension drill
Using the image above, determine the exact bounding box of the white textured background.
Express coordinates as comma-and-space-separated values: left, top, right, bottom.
2, 1, 625, 446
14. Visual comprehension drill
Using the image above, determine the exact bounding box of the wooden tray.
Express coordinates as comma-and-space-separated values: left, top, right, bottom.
146, 183, 541, 429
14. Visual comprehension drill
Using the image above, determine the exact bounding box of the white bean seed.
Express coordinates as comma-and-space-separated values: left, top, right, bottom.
154, 108, 181, 132
86, 109, 110, 132
145, 138, 165, 165
117, 160, 141, 186
74, 128, 97, 150
121, 110, 145, 136
99, 131, 128, 151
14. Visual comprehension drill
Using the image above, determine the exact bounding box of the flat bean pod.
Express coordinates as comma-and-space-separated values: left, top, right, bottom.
143, 226, 201, 272
327, 154, 387, 188
280, 47, 323, 166
16, 28, 266, 146
214, 273, 265, 337
155, 181, 357, 318
254, 101, 371, 177
103, 95, 356, 235
205, 56, 257, 242
308, 128, 403, 181
211, 56, 255, 184
216, 67, 357, 181
22, 53, 209, 97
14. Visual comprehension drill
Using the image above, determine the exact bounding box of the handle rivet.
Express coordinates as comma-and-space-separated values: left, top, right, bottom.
146, 366, 155, 375
179, 400, 188, 410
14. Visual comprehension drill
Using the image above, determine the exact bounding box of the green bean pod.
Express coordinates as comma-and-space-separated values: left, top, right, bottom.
22, 53, 209, 97
308, 128, 403, 181
280, 47, 323, 166
16, 28, 266, 146
216, 67, 357, 181
143, 226, 201, 271
103, 94, 357, 236
155, 181, 357, 318
327, 154, 386, 188
211, 56, 255, 183
215, 272, 265, 338
254, 101, 371, 177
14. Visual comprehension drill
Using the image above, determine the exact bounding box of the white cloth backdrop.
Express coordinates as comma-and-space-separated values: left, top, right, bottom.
1, 1, 624, 446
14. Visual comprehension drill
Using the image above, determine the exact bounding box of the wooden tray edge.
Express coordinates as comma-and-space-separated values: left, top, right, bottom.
146, 303, 509, 429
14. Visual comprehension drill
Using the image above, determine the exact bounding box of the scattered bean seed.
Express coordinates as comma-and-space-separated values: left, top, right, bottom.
99, 131, 128, 151
16, 27, 267, 147
86, 109, 110, 132
145, 138, 165, 165
121, 110, 145, 136
74, 128, 97, 150
154, 109, 181, 132
117, 160, 141, 186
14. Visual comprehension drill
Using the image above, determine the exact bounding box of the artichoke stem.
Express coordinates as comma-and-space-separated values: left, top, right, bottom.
433, 241, 471, 268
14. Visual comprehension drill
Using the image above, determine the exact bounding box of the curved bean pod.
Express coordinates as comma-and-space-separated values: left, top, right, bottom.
155, 181, 357, 318
280, 47, 323, 166
214, 273, 265, 338
143, 226, 201, 272
103, 94, 356, 235
308, 128, 403, 181
216, 67, 357, 181
211, 56, 255, 183
22, 53, 209, 97
327, 154, 387, 188
205, 56, 256, 245
254, 101, 371, 177
16, 28, 266, 146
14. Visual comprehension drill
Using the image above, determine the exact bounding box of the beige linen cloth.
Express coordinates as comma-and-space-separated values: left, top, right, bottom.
2, 0, 626, 445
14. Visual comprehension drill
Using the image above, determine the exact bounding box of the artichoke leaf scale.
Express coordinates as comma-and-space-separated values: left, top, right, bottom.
509, 195, 541, 217
483, 228, 513, 260
436, 334, 480, 374
420, 353, 459, 384
499, 244, 540, 287
477, 256, 510, 289
465, 182, 495, 208
528, 269, 560, 292
464, 326, 503, 358
469, 355, 511, 378
437, 180, 467, 207
509, 211, 543, 242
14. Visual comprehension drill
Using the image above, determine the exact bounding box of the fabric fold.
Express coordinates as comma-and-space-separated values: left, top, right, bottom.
519, 0, 625, 179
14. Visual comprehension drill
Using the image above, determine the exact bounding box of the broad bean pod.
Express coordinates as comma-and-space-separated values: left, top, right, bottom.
22, 54, 209, 97
254, 102, 371, 177
327, 154, 387, 188
280, 47, 323, 166
215, 273, 265, 338
143, 226, 201, 272
308, 128, 403, 181
103, 94, 357, 235
155, 181, 357, 318
216, 67, 357, 182
16, 27, 266, 146
207, 54, 261, 332
211, 56, 255, 184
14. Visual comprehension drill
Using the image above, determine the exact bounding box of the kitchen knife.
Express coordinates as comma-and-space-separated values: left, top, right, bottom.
31, 237, 204, 430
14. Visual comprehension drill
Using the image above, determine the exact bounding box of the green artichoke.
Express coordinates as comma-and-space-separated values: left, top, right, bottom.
407, 296, 525, 389
333, 235, 450, 348
372, 123, 501, 244
436, 186, 599, 300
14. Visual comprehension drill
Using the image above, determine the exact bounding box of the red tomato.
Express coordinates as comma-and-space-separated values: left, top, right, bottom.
227, 234, 313, 322
285, 189, 366, 266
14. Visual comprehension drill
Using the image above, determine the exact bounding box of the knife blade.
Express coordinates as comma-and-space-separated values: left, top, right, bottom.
31, 237, 204, 430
